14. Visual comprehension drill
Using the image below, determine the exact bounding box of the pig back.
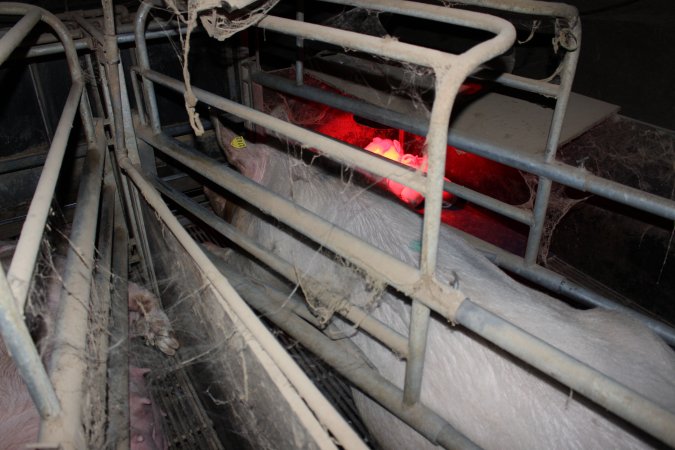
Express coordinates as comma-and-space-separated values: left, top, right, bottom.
225, 140, 675, 449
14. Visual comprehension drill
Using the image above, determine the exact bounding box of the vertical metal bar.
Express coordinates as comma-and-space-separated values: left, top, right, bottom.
84, 53, 106, 119
90, 172, 115, 449
0, 9, 41, 65
107, 192, 130, 450
130, 56, 148, 125
116, 45, 160, 293
524, 21, 581, 264
28, 63, 54, 142
402, 300, 431, 405
406, 67, 466, 406
6, 82, 84, 310
39, 125, 106, 449
0, 265, 60, 418
295, 0, 304, 86
79, 89, 97, 146
134, 1, 162, 133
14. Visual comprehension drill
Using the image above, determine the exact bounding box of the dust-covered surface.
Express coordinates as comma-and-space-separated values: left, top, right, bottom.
137, 201, 328, 450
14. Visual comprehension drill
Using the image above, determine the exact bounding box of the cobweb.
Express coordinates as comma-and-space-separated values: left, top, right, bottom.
518, 173, 589, 265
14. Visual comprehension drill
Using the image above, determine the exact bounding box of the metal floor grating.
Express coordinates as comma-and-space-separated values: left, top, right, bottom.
183, 219, 379, 448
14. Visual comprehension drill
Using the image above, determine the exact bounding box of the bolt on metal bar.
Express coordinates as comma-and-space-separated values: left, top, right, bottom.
456, 300, 675, 448
152, 174, 410, 358
0, 265, 60, 418
39, 128, 106, 449
0, 8, 41, 65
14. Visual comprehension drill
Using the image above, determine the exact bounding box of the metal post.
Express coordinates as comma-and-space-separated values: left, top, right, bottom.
107, 193, 130, 450
134, 1, 162, 133
39, 125, 106, 449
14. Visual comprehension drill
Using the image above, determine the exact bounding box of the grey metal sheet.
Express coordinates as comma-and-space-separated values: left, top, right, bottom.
449, 91, 620, 158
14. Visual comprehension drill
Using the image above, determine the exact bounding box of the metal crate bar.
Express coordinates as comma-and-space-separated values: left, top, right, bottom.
248, 70, 533, 226
128, 1, 675, 446
0, 8, 41, 65
136, 127, 675, 447
0, 2, 91, 310
118, 157, 369, 450
206, 259, 481, 450
39, 124, 106, 448
452, 225, 675, 346
0, 4, 99, 434
0, 265, 60, 418
137, 67, 429, 195
151, 176, 410, 358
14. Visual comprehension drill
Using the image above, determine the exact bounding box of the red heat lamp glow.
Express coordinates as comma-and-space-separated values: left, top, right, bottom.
364, 137, 454, 209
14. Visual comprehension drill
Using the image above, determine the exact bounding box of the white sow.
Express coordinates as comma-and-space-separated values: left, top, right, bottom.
215, 127, 675, 450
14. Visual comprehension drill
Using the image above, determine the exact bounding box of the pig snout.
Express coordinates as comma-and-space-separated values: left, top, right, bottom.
216, 130, 675, 450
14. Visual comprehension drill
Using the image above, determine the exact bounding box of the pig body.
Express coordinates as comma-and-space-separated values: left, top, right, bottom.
0, 243, 171, 449
217, 130, 675, 450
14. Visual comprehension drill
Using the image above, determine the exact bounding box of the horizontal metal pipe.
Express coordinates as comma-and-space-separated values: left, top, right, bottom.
213, 259, 480, 450
18, 25, 181, 59
138, 127, 468, 318
491, 71, 560, 98
119, 157, 369, 450
6, 82, 84, 310
452, 227, 675, 346
447, 0, 578, 20
0, 4, 82, 82
456, 300, 675, 448
138, 68, 430, 195
153, 174, 410, 357
250, 70, 532, 225
0, 265, 60, 418
40, 129, 106, 449
325, 0, 513, 35
250, 69, 675, 223
259, 14, 456, 70
0, 8, 41, 66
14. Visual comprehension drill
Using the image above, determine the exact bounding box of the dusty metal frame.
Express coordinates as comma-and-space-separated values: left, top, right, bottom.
246, 1, 675, 345
128, 0, 675, 448
0, 3, 109, 449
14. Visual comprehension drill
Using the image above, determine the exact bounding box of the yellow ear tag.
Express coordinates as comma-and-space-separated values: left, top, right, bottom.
230, 136, 247, 149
